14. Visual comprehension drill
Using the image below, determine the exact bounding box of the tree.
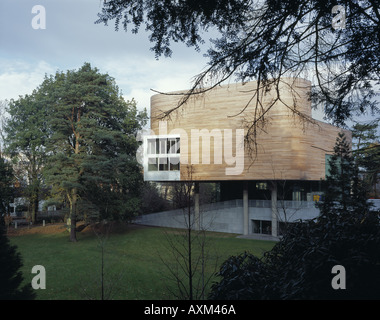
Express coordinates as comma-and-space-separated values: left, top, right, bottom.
141, 182, 170, 214
41, 63, 147, 242
318, 132, 371, 216
79, 222, 125, 300
96, 0, 380, 142
210, 132, 380, 299
352, 121, 380, 197
352, 122, 378, 152
361, 142, 380, 197
0, 157, 14, 223
4, 93, 48, 224
0, 100, 8, 153
0, 225, 36, 300
161, 166, 219, 300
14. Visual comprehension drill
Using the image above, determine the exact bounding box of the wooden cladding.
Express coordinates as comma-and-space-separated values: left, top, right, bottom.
149, 78, 351, 181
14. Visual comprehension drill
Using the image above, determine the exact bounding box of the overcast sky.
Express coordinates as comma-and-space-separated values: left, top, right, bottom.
1, 0, 378, 128
0, 0, 211, 114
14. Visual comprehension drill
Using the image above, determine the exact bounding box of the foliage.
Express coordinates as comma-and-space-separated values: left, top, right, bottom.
4, 93, 48, 223
141, 182, 170, 214
210, 211, 380, 300
210, 133, 380, 300
97, 0, 380, 129
208, 252, 269, 300
360, 142, 380, 198
39, 62, 147, 241
352, 122, 379, 152
0, 226, 35, 300
0, 157, 14, 222
352, 121, 380, 198
97, 0, 250, 58
318, 132, 371, 215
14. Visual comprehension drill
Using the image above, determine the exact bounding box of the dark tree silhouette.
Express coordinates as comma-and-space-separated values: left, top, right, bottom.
0, 226, 36, 300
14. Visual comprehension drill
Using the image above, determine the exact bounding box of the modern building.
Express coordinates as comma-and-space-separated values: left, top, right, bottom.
140, 78, 351, 237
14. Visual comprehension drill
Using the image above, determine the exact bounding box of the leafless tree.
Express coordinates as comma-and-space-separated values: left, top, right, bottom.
0, 100, 9, 156
79, 221, 125, 300
160, 165, 220, 300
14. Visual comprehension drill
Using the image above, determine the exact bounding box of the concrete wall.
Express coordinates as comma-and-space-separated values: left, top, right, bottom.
134, 204, 245, 234
134, 200, 321, 234
135, 199, 380, 234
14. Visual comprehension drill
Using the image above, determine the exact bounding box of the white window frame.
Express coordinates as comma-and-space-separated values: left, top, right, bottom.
143, 134, 181, 181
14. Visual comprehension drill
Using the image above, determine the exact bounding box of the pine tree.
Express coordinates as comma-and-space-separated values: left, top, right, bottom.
361, 142, 380, 198
41, 63, 147, 241
0, 225, 35, 300
318, 132, 371, 218
352, 122, 380, 198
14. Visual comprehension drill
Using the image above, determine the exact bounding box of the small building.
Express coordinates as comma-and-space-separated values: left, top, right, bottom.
141, 78, 351, 237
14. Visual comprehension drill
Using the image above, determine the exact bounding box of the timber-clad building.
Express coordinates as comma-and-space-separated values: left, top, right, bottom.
140, 78, 351, 237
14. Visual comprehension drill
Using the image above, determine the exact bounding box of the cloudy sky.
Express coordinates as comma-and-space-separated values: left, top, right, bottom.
1, 0, 378, 128
0, 0, 210, 114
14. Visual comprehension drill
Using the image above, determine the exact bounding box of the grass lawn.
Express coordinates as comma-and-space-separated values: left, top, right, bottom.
8, 223, 275, 300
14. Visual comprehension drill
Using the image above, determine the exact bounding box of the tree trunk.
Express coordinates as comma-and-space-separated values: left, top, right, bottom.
31, 190, 39, 224
70, 189, 78, 242
187, 201, 193, 300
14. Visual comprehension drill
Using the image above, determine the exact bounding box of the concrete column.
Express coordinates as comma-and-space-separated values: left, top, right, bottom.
271, 181, 278, 237
194, 182, 200, 230
243, 182, 249, 235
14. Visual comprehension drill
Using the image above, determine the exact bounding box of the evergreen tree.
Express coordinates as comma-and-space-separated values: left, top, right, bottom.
0, 157, 14, 224
5, 92, 48, 224
352, 122, 378, 152
318, 132, 371, 217
361, 142, 380, 198
0, 225, 35, 300
97, 0, 380, 127
351, 122, 380, 198
41, 63, 147, 241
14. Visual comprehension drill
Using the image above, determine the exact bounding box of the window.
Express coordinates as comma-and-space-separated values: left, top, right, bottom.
252, 220, 271, 235
147, 137, 180, 172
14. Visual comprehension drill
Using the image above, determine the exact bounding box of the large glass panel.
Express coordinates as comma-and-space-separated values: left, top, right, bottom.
148, 157, 158, 171
159, 139, 167, 154
169, 157, 180, 171
159, 157, 168, 171
147, 139, 156, 154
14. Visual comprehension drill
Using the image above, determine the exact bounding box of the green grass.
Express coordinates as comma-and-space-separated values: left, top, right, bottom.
9, 224, 275, 300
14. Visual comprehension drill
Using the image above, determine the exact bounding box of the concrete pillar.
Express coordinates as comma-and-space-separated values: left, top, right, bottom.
243, 182, 249, 235
271, 181, 278, 237
194, 182, 200, 230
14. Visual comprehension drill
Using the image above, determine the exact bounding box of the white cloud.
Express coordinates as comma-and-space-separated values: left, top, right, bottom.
0, 60, 57, 100
94, 54, 208, 112
0, 0, 211, 112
